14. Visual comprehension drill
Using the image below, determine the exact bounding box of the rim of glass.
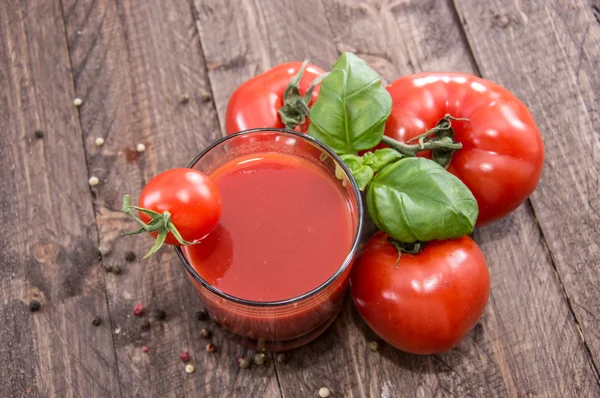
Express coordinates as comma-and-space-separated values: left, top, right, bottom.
175, 128, 364, 307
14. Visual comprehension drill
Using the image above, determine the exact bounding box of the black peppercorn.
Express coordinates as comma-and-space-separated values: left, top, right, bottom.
155, 310, 166, 321
124, 251, 136, 262
28, 300, 41, 312
92, 316, 102, 326
195, 309, 208, 321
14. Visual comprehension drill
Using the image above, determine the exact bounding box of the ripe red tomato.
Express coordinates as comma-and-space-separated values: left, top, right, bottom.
385, 73, 544, 226
138, 168, 222, 246
350, 231, 490, 355
225, 62, 325, 134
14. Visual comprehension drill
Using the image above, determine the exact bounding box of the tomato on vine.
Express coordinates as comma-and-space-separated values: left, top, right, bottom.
122, 168, 222, 258
351, 232, 490, 355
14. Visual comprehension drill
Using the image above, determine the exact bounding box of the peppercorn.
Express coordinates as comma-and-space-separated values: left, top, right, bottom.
154, 310, 166, 321
180, 94, 190, 104
195, 309, 208, 321
185, 364, 195, 374
92, 316, 102, 326
369, 341, 379, 352
319, 387, 330, 397
34, 129, 44, 139
141, 319, 151, 331
200, 328, 210, 338
133, 304, 145, 316
205, 343, 216, 353
202, 92, 212, 102
124, 251, 136, 262
28, 300, 41, 312
104, 264, 114, 273
141, 346, 149, 353
238, 357, 250, 369
112, 265, 121, 275
180, 351, 190, 362
253, 353, 266, 365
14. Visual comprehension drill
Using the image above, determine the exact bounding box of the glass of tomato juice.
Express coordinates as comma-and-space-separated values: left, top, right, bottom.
176, 128, 362, 351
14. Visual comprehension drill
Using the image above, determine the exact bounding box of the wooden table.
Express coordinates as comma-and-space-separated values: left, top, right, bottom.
2, 0, 599, 396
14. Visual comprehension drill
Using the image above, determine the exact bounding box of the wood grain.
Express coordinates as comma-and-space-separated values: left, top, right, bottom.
454, 0, 600, 375
192, 0, 338, 133
0, 1, 120, 396
60, 0, 279, 396
267, 0, 600, 397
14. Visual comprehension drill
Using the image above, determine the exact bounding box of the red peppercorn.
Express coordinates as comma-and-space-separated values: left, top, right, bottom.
141, 346, 149, 353
133, 304, 145, 316
180, 351, 190, 362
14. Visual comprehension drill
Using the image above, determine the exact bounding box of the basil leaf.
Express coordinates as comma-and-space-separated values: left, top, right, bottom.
366, 157, 478, 242
308, 53, 392, 154
340, 154, 374, 190
362, 148, 404, 172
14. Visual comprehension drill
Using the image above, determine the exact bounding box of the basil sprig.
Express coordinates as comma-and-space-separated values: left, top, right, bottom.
307, 53, 478, 244
366, 158, 478, 242
308, 53, 392, 154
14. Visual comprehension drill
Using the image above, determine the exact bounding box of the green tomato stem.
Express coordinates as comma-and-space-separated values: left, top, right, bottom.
380, 135, 462, 157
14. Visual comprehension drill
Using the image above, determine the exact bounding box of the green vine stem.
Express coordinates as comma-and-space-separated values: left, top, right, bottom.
121, 195, 196, 259
278, 59, 328, 130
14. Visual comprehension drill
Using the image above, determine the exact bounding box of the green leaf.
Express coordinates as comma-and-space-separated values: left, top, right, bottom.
308, 53, 392, 154
340, 154, 374, 190
362, 148, 404, 172
366, 157, 478, 243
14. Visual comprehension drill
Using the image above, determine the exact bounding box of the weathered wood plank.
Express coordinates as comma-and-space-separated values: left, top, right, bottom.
192, 0, 338, 133
454, 0, 600, 375
266, 0, 600, 397
0, 1, 121, 397
61, 0, 279, 396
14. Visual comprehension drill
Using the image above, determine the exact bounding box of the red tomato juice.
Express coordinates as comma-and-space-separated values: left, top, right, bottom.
182, 151, 356, 344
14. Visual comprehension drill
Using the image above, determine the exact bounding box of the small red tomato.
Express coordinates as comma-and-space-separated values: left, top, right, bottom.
351, 232, 490, 355
123, 168, 222, 258
138, 168, 222, 245
385, 73, 544, 226
225, 61, 325, 134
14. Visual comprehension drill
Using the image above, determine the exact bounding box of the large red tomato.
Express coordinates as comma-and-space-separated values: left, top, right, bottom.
225, 62, 325, 134
350, 231, 490, 355
385, 73, 544, 226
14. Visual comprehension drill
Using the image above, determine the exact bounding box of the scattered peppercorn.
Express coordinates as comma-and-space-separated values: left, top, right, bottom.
112, 265, 122, 275
253, 353, 266, 365
180, 94, 190, 104
205, 343, 216, 353
195, 309, 208, 321
319, 387, 330, 398
136, 143, 146, 153
88, 176, 100, 186
34, 129, 44, 139
73, 97, 83, 107
92, 316, 102, 326
133, 304, 145, 317
238, 357, 250, 369
369, 341, 379, 352
155, 310, 166, 321
184, 364, 195, 374
141, 319, 151, 331
28, 300, 41, 312
141, 346, 149, 353
104, 264, 114, 273
200, 328, 210, 338
202, 92, 212, 102
98, 246, 110, 257
95, 137, 105, 146
180, 351, 190, 362
124, 251, 136, 262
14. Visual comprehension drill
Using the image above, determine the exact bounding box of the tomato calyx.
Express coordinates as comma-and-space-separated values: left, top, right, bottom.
278, 59, 327, 130
387, 237, 425, 268
381, 115, 467, 168
121, 194, 196, 259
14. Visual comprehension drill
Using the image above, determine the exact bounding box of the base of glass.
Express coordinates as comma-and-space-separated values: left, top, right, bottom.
209, 300, 344, 352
